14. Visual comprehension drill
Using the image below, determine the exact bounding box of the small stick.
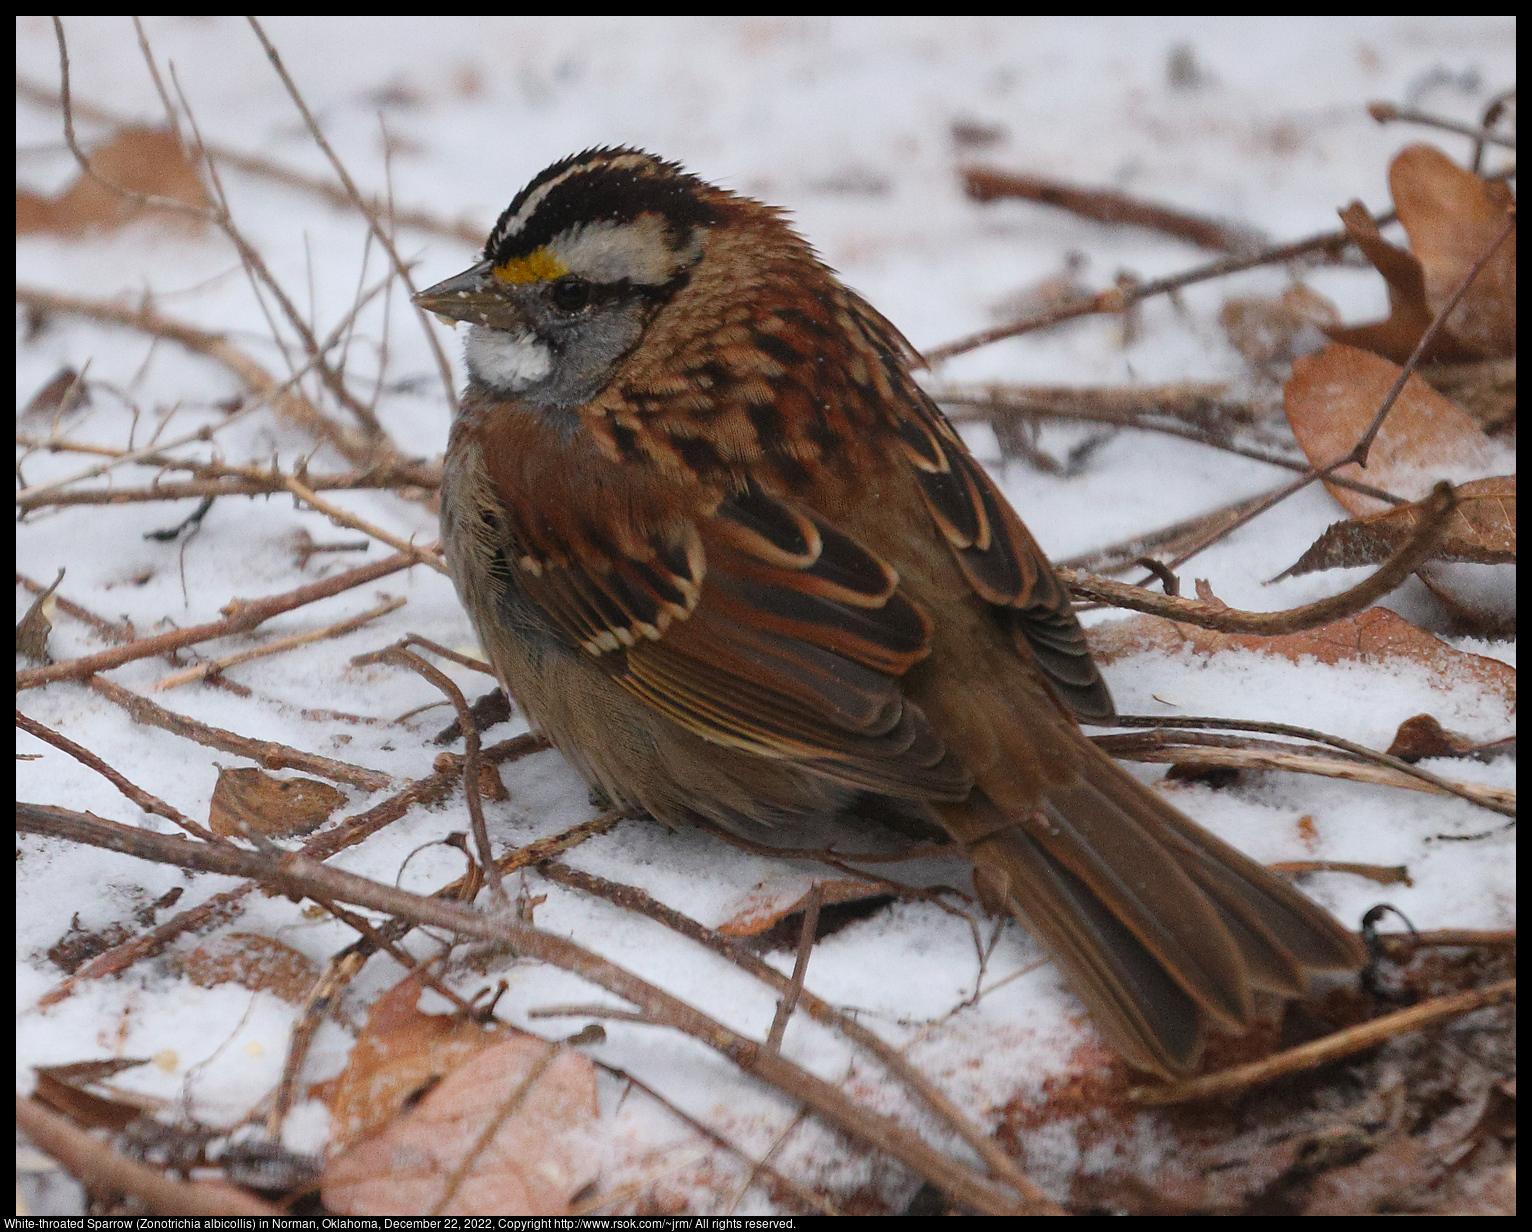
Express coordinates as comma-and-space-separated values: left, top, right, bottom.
964, 166, 1260, 252
88, 676, 392, 792
1098, 712, 1514, 818
17, 548, 422, 690
1130, 977, 1515, 1105
1367, 100, 1517, 150
1058, 481, 1455, 637
18, 803, 1045, 1216
923, 211, 1394, 365
150, 595, 406, 691
767, 883, 824, 1052
360, 643, 505, 905
15, 710, 220, 842
284, 479, 445, 574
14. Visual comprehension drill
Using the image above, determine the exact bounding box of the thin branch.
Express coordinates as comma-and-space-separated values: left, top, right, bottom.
150, 595, 405, 691
1130, 977, 1515, 1105
1097, 713, 1514, 818
283, 477, 446, 573
17, 1094, 280, 1216
15, 710, 220, 842
1058, 480, 1455, 635
922, 210, 1395, 365
87, 676, 391, 792
1367, 100, 1517, 150
766, 883, 823, 1052
17, 803, 1048, 1217
16, 548, 422, 690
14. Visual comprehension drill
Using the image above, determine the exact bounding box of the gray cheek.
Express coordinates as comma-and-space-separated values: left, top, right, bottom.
520, 301, 650, 412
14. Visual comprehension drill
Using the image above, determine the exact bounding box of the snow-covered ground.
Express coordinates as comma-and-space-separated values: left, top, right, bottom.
17, 16, 1515, 1213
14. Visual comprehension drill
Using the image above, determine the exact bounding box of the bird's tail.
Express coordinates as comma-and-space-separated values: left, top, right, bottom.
938, 739, 1364, 1077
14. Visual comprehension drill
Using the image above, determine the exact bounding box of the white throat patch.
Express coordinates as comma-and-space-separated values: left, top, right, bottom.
465, 325, 553, 392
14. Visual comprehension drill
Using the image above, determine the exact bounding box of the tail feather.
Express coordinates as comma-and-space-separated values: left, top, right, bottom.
938, 741, 1364, 1078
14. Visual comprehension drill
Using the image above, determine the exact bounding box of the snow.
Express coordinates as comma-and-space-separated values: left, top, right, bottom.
16, 15, 1515, 1214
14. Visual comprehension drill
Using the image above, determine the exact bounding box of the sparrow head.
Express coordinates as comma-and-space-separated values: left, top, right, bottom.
415, 148, 748, 410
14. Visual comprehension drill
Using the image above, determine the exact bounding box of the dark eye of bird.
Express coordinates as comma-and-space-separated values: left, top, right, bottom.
550, 276, 592, 312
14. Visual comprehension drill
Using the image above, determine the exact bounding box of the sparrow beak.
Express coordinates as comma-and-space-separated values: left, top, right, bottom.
413, 261, 531, 332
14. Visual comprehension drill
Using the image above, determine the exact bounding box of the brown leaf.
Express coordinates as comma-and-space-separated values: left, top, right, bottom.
322, 976, 598, 1216
178, 933, 321, 1005
16, 126, 209, 235
32, 1063, 153, 1131
1278, 475, 1515, 577
209, 767, 346, 838
1324, 201, 1474, 364
1088, 605, 1515, 711
1390, 144, 1516, 360
715, 875, 888, 937
1284, 343, 1498, 515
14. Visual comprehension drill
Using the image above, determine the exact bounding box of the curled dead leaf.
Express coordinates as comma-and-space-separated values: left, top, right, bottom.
1277, 476, 1514, 578
715, 875, 889, 938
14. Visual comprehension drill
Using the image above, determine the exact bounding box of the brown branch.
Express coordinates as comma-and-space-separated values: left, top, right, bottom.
922, 211, 1395, 365
15, 286, 385, 472
16, 548, 422, 690
283, 477, 446, 573
766, 883, 823, 1052
1097, 713, 1514, 819
15, 710, 219, 842
17, 1094, 280, 1216
17, 803, 1047, 1217
1059, 480, 1456, 635
964, 166, 1260, 252
86, 676, 391, 792
1130, 977, 1516, 1105
16, 570, 135, 644
16, 460, 443, 513
1367, 100, 1517, 150
150, 595, 406, 691
536, 862, 1047, 1208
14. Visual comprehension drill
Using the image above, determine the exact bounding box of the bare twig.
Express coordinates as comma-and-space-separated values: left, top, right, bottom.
18, 803, 1048, 1216
150, 595, 405, 691
1059, 481, 1456, 635
766, 883, 823, 1052
361, 643, 505, 905
283, 477, 446, 573
1367, 99, 1517, 150
1130, 977, 1516, 1105
536, 862, 1047, 1206
15, 710, 220, 841
922, 211, 1395, 365
964, 166, 1261, 252
1097, 713, 1515, 819
87, 676, 391, 792
16, 549, 422, 690
246, 18, 459, 416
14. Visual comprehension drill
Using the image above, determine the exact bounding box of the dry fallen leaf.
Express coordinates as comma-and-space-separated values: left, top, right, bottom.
321, 976, 598, 1216
1323, 145, 1515, 363
1390, 144, 1516, 360
178, 933, 321, 1005
208, 767, 346, 838
1277, 475, 1515, 578
16, 126, 210, 235
1285, 343, 1500, 515
1220, 283, 1341, 377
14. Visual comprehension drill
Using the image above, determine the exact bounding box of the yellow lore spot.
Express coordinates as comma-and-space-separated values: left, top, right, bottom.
493, 247, 567, 285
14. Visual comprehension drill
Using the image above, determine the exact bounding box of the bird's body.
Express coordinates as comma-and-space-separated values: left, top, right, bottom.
419, 148, 1364, 1077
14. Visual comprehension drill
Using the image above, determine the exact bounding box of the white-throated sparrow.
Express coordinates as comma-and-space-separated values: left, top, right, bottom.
415, 148, 1363, 1078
